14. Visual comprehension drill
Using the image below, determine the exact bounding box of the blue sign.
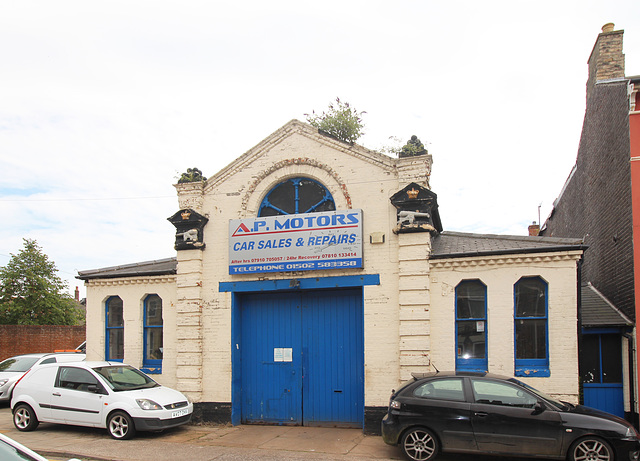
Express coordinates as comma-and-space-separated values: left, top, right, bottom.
229, 210, 363, 274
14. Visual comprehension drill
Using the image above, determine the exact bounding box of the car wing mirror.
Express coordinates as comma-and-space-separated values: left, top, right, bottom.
87, 384, 106, 395
532, 401, 546, 415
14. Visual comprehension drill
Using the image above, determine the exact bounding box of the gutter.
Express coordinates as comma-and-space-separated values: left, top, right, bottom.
430, 244, 588, 260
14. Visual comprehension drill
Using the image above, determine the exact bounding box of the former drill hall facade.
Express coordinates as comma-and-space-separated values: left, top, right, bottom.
78, 120, 586, 433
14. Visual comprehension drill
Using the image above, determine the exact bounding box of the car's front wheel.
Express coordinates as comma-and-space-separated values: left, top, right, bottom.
13, 403, 39, 431
401, 427, 439, 461
107, 411, 136, 440
568, 436, 613, 461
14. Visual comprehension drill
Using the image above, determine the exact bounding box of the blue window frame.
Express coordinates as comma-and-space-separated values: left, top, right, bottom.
105, 296, 124, 362
142, 294, 163, 373
258, 177, 335, 217
514, 276, 549, 377
455, 280, 487, 372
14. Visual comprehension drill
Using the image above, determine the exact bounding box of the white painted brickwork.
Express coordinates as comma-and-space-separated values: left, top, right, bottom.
84, 275, 178, 388
83, 120, 583, 414
430, 251, 583, 403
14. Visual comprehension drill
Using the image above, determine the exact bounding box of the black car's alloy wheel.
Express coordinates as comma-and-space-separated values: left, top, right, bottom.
569, 437, 613, 461
13, 403, 39, 432
107, 411, 136, 440
401, 427, 439, 461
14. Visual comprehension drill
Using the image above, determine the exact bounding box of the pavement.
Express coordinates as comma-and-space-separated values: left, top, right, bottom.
0, 405, 401, 461
0, 405, 546, 461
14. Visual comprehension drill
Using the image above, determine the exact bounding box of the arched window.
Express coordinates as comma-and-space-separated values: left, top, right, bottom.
258, 178, 335, 216
514, 276, 549, 377
105, 296, 124, 362
142, 294, 163, 372
455, 280, 487, 372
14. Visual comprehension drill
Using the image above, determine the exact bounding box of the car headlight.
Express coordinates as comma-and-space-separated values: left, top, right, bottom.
136, 399, 163, 410
625, 426, 639, 438
0, 379, 8, 387
390, 400, 401, 409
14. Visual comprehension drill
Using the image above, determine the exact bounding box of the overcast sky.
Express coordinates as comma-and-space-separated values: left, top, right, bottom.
1, 1, 639, 298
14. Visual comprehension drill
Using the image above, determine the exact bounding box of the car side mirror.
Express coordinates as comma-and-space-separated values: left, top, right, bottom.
532, 401, 546, 415
87, 385, 105, 394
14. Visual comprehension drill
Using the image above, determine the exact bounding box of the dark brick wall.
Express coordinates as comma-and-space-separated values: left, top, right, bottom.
0, 325, 85, 360
543, 81, 634, 319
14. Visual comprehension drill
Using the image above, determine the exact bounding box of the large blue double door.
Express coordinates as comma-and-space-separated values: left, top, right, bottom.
240, 289, 364, 427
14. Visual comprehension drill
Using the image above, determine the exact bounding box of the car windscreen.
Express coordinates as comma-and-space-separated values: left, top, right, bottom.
0, 357, 40, 373
92, 365, 159, 391
509, 378, 568, 409
0, 437, 42, 461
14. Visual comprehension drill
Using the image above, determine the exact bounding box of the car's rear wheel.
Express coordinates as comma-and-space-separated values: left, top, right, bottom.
401, 427, 439, 461
13, 403, 39, 431
568, 436, 613, 461
107, 411, 136, 440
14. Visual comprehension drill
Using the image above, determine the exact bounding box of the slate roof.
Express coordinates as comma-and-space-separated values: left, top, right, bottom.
430, 231, 587, 259
76, 257, 177, 280
581, 282, 633, 327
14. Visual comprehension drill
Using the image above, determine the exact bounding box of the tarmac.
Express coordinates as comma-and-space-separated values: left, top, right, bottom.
0, 405, 544, 461
0, 405, 401, 461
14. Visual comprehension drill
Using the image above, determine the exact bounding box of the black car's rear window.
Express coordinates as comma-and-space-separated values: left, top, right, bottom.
413, 378, 465, 401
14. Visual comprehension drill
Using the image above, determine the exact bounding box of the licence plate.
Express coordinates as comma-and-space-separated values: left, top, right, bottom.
172, 409, 189, 418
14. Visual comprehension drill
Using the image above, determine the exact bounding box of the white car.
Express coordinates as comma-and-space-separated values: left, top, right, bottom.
11, 361, 193, 440
0, 432, 80, 461
0, 352, 86, 403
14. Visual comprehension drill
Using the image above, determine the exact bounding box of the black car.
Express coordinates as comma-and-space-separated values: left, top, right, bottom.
382, 371, 640, 461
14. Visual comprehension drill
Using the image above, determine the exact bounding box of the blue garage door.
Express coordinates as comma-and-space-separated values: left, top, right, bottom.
240, 289, 364, 427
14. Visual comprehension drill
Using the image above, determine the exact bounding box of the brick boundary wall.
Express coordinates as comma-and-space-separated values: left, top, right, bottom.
0, 325, 85, 360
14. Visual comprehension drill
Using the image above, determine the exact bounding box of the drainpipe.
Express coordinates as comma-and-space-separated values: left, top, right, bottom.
577, 258, 584, 405
624, 331, 638, 427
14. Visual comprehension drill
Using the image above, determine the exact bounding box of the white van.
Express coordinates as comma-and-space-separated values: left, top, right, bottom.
0, 352, 86, 403
11, 361, 193, 440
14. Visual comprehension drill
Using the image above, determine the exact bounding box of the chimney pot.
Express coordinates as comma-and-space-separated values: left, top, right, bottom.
528, 221, 541, 237
602, 23, 615, 33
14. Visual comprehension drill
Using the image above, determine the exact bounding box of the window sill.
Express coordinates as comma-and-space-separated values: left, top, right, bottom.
141, 367, 162, 374
515, 367, 550, 377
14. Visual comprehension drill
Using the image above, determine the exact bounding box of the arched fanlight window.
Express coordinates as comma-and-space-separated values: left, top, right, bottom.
258, 178, 335, 216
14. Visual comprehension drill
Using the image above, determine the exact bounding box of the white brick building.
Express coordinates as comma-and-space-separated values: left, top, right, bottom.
78, 120, 585, 433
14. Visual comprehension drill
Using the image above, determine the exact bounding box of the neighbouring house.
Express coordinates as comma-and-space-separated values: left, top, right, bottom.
541, 23, 640, 423
78, 119, 585, 433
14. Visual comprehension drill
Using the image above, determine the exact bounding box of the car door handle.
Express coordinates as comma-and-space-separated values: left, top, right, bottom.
474, 412, 488, 417
52, 392, 61, 397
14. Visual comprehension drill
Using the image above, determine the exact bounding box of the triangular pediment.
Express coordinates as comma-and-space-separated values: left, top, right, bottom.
206, 119, 397, 189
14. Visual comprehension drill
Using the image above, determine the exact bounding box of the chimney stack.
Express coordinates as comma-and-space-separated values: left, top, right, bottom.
528, 222, 540, 237
75, 286, 80, 302
587, 23, 625, 98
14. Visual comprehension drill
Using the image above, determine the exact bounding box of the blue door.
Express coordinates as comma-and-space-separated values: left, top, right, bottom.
241, 292, 302, 424
240, 289, 363, 427
581, 332, 625, 418
302, 290, 364, 426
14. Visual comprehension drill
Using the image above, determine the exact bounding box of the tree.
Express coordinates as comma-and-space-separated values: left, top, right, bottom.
0, 239, 84, 325
305, 98, 365, 143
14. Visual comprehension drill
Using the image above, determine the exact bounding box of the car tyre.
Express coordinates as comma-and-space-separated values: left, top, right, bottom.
568, 436, 613, 461
13, 403, 39, 432
401, 426, 439, 461
107, 411, 136, 440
